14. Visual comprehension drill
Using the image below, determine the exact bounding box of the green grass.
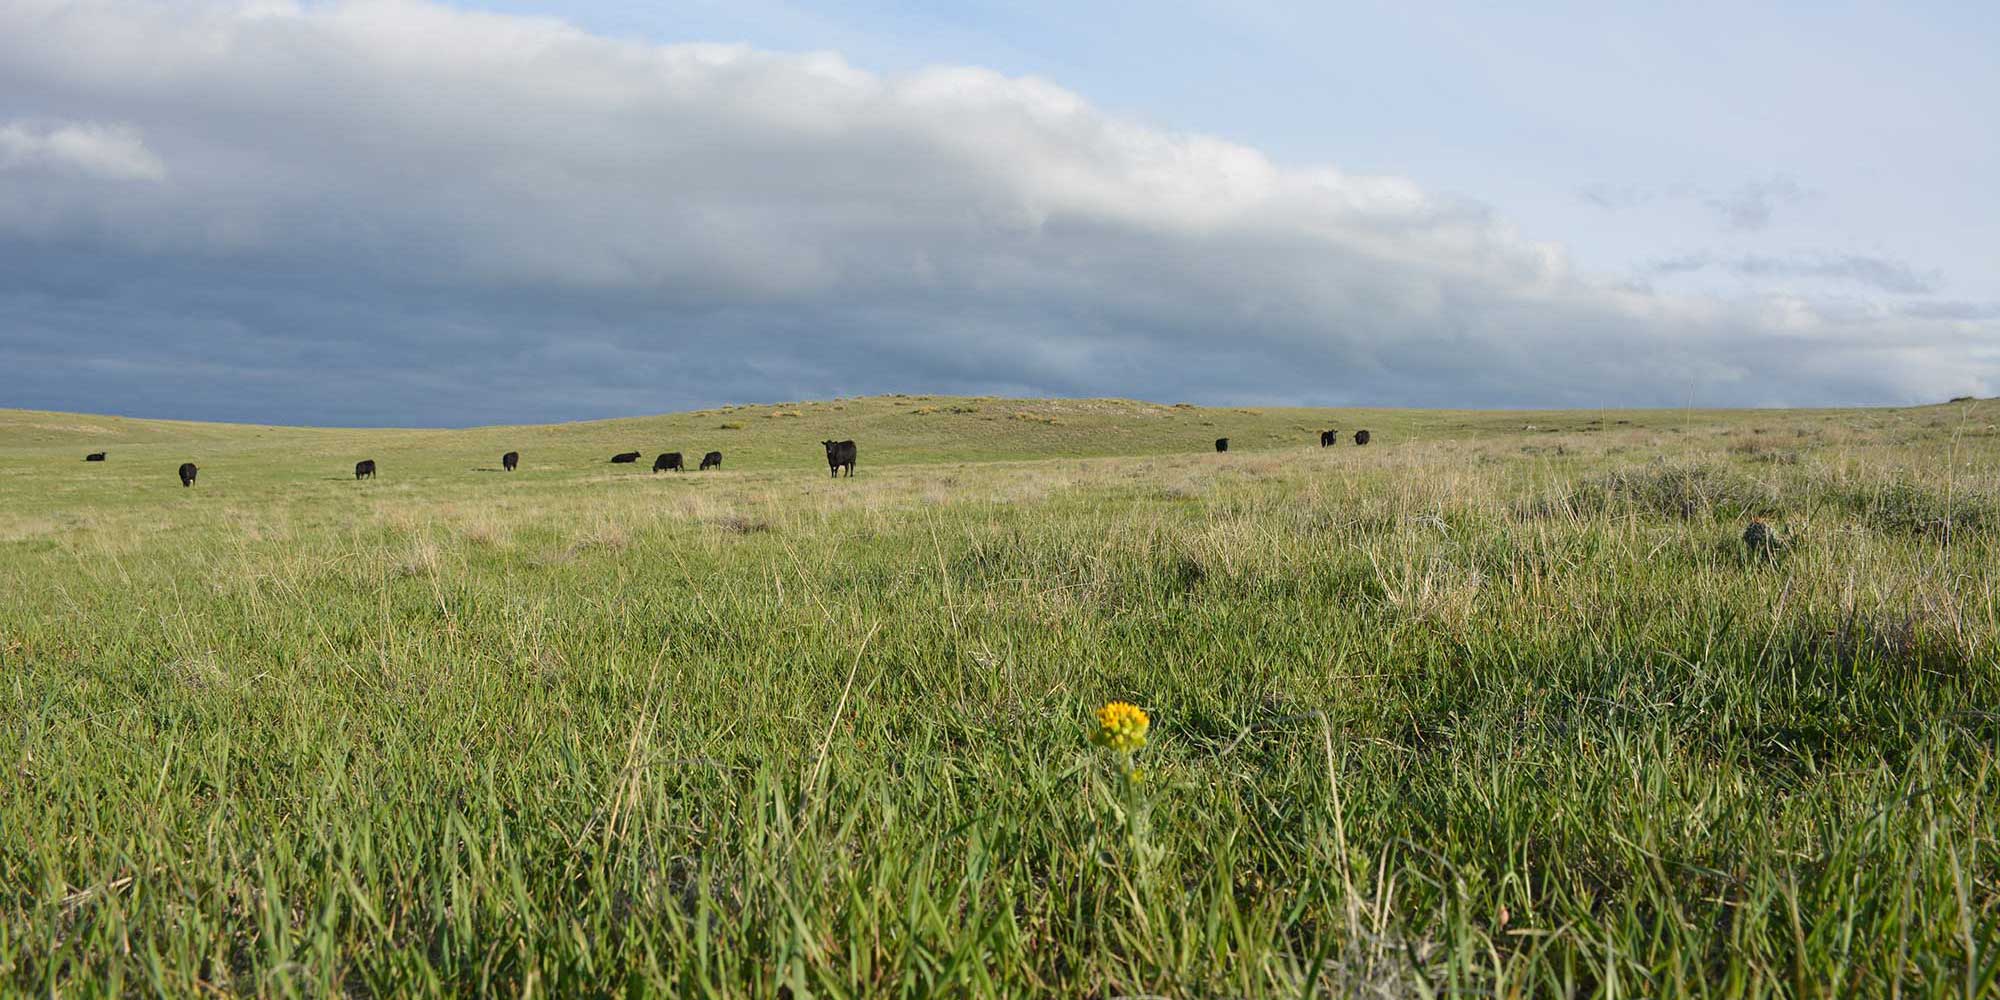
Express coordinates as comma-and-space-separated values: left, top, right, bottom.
3, 395, 1998, 997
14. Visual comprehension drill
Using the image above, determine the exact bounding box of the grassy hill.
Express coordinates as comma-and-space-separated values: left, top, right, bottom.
0, 393, 1981, 517
3, 396, 1997, 996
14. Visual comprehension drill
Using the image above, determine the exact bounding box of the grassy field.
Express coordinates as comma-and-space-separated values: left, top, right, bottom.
3, 394, 1998, 997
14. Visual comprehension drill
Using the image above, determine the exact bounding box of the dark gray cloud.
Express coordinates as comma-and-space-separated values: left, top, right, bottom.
0, 0, 1991, 425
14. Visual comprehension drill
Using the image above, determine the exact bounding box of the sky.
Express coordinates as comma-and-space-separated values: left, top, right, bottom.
2, 0, 1995, 426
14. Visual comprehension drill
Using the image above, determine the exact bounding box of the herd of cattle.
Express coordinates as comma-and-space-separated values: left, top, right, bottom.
608, 450, 725, 472
1217, 429, 1370, 452
89, 430, 1370, 487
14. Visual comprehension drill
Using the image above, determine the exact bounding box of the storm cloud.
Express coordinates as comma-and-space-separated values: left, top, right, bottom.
0, 0, 1991, 425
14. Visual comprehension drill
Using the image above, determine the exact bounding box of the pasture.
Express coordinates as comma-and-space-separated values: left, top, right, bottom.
2, 395, 1998, 997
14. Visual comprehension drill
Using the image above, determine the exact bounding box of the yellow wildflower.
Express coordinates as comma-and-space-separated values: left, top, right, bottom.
1090, 702, 1150, 753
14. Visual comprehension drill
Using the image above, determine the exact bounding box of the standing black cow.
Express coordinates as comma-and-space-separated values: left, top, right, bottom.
354, 459, 377, 480
1215, 438, 1229, 453
84, 452, 107, 462
700, 451, 722, 471
1352, 429, 1371, 446
1319, 430, 1337, 447
502, 451, 519, 472
178, 462, 198, 487
653, 452, 684, 473
610, 452, 641, 464
822, 440, 857, 478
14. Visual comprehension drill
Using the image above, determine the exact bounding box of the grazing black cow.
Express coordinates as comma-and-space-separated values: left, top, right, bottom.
700, 451, 722, 471
85, 452, 106, 462
354, 459, 377, 480
1319, 430, 1336, 448
1214, 438, 1229, 453
1743, 517, 1776, 558
611, 451, 641, 464
502, 450, 519, 472
653, 452, 684, 473
178, 462, 198, 487
1352, 429, 1371, 446
822, 439, 857, 478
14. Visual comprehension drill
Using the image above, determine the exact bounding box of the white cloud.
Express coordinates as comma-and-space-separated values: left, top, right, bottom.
0, 0, 1990, 423
0, 120, 166, 182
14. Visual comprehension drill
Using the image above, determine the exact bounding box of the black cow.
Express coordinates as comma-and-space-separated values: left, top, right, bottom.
1352, 429, 1371, 446
1319, 430, 1336, 447
178, 462, 198, 487
1214, 438, 1229, 453
1743, 518, 1776, 557
85, 452, 107, 462
610, 451, 641, 464
700, 451, 722, 471
354, 459, 377, 480
502, 451, 519, 472
822, 439, 857, 478
653, 452, 684, 473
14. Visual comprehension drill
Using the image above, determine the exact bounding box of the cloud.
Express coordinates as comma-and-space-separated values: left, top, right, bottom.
0, 120, 166, 182
0, 0, 1991, 424
1644, 252, 1940, 294
1579, 176, 1808, 233
1576, 182, 1653, 211
1644, 253, 1712, 276
1731, 254, 1937, 294
1900, 300, 2000, 321
1703, 176, 1806, 232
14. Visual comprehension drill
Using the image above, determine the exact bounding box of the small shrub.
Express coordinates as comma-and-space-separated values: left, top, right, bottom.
1526, 461, 1776, 520
1778, 605, 1973, 675
1729, 437, 1802, 465
717, 422, 744, 430
1840, 478, 1995, 542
